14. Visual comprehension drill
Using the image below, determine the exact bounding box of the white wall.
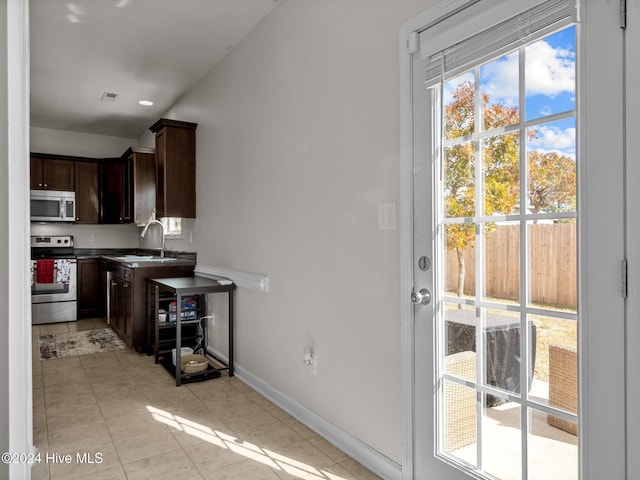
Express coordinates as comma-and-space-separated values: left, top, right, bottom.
154, 0, 436, 463
30, 126, 136, 157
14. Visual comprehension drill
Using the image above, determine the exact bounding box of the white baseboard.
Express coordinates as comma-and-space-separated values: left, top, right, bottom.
206, 347, 402, 480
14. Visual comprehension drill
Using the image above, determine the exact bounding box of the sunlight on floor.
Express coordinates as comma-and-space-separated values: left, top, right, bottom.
147, 405, 350, 480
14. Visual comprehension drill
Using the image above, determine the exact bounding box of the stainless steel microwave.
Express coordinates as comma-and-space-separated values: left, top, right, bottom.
30, 190, 76, 222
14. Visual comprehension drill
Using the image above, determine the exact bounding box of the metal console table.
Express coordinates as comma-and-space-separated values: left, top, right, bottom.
146, 276, 236, 386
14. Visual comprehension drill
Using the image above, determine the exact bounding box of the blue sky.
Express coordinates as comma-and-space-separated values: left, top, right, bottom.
524, 26, 575, 121
445, 25, 576, 158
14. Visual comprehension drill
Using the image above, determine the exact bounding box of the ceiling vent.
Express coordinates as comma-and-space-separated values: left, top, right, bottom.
100, 91, 119, 103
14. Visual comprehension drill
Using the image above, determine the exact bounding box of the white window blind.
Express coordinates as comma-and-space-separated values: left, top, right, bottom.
423, 0, 577, 87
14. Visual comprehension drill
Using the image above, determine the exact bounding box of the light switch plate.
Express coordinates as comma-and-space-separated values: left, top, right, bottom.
378, 202, 397, 230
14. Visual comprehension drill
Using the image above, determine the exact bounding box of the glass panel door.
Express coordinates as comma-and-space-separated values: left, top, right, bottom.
404, 0, 626, 478
436, 26, 578, 480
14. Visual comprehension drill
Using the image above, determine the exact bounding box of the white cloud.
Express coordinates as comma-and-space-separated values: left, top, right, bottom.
473, 38, 575, 105
529, 125, 576, 158
442, 37, 576, 125
480, 52, 519, 106
525, 41, 575, 97
534, 125, 575, 149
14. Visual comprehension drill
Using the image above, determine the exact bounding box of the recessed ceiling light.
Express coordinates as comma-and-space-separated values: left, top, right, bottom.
138, 100, 154, 106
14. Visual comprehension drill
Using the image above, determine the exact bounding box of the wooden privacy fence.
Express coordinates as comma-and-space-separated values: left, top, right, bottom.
446, 223, 577, 308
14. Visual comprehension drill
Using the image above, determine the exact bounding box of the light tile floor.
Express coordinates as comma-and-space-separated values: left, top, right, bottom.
32, 319, 381, 480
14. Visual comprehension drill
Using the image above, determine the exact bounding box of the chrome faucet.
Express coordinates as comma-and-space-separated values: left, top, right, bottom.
140, 219, 165, 258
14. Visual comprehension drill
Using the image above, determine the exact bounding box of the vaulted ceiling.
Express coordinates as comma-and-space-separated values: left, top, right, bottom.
30, 0, 281, 138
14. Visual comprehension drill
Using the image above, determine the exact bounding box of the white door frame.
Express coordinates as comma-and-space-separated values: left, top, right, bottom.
576, 3, 626, 478
399, 1, 627, 478
6, 0, 33, 478
625, 1, 640, 478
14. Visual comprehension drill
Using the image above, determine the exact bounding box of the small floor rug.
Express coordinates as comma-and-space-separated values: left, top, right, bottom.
39, 328, 127, 360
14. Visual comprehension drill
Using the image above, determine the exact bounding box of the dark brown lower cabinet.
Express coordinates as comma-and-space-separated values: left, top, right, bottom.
77, 258, 105, 318
109, 271, 133, 346
106, 262, 195, 353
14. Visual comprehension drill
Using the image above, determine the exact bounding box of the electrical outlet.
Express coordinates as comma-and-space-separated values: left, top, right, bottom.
303, 348, 317, 375
309, 353, 317, 375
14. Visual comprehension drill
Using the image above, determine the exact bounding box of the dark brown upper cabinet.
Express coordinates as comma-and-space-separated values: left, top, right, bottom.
99, 147, 156, 225
74, 160, 99, 224
30, 153, 75, 191
150, 118, 197, 218
123, 146, 156, 224
100, 158, 129, 224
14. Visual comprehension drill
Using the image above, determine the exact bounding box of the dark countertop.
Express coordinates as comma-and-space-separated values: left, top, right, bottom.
101, 255, 196, 268
75, 248, 196, 268
74, 248, 137, 258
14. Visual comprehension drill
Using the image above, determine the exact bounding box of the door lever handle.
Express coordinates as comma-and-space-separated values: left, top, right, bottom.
411, 287, 432, 305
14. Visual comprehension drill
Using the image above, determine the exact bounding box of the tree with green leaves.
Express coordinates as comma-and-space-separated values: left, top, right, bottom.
444, 81, 576, 300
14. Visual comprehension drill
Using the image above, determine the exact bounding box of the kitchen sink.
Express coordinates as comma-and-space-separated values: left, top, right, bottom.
115, 255, 177, 262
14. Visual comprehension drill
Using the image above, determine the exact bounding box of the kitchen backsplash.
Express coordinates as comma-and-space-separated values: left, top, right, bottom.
31, 218, 197, 252
30, 223, 140, 249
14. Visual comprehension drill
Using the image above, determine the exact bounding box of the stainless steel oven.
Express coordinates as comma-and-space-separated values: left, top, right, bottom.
31, 235, 77, 324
